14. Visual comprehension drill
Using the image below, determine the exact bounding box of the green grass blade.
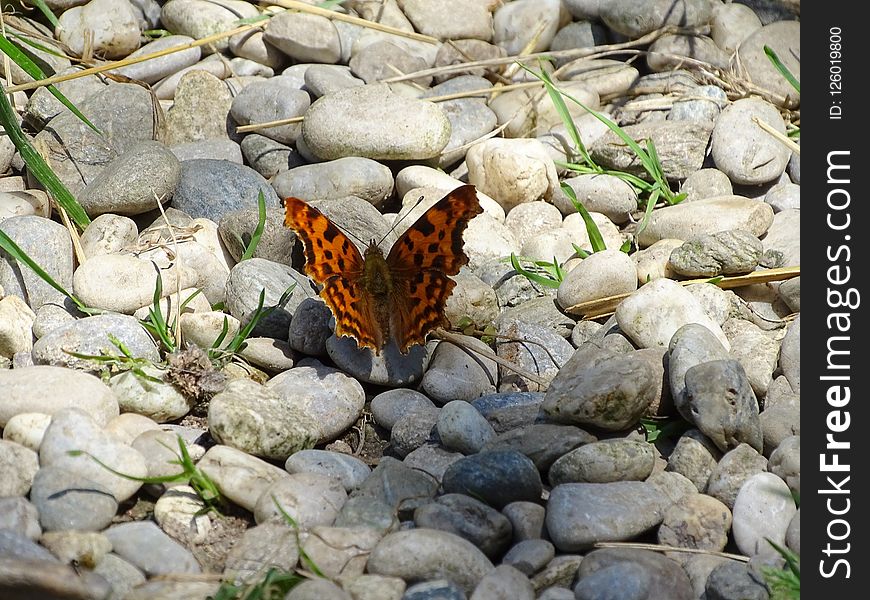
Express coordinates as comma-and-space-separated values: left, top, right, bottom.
0, 86, 91, 231
27, 0, 60, 27
0, 229, 95, 313
635, 188, 660, 242
510, 253, 561, 289
764, 45, 800, 94
571, 243, 590, 259
0, 36, 101, 134
241, 190, 267, 261
561, 183, 606, 252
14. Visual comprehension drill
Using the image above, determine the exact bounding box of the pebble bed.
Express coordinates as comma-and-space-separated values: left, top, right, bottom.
0, 1, 800, 599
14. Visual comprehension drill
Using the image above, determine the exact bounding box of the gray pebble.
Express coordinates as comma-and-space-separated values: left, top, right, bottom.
575, 548, 693, 600
679, 168, 733, 202
668, 323, 730, 423
288, 297, 332, 356
303, 64, 364, 97
0, 439, 38, 496
29, 465, 118, 532
760, 405, 800, 457
230, 78, 309, 145
724, 318, 781, 398
0, 496, 41, 540
442, 450, 542, 509
170, 138, 244, 163
669, 230, 763, 277
113, 34, 201, 84
223, 521, 298, 585
549, 439, 656, 485
764, 182, 800, 212
197, 444, 290, 512
737, 21, 800, 107
600, 0, 711, 37
668, 85, 728, 122
254, 472, 347, 527
495, 297, 574, 338
170, 159, 279, 222
0, 216, 73, 311
326, 332, 430, 388
665, 431, 720, 492
264, 12, 341, 64
413, 493, 513, 559
470, 392, 546, 433
483, 424, 596, 472
496, 319, 576, 393
420, 337, 497, 404
370, 388, 437, 431
334, 496, 399, 534
436, 99, 499, 167
731, 472, 797, 558
712, 98, 790, 184
768, 435, 799, 498
436, 400, 497, 455
704, 560, 769, 600
502, 501, 546, 542
403, 579, 466, 600
648, 34, 729, 72
470, 564, 534, 600
79, 214, 138, 259
349, 40, 430, 86
272, 157, 394, 208
658, 493, 732, 551
501, 539, 555, 576
285, 449, 371, 492
351, 457, 438, 517
240, 134, 306, 179
390, 406, 440, 458
104, 520, 200, 575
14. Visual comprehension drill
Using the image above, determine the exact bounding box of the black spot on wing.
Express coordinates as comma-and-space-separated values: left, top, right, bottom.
427, 242, 439, 254
414, 216, 436, 237
323, 222, 341, 243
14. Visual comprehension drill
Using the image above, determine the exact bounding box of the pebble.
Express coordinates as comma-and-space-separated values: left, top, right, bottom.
763, 208, 800, 268
556, 249, 638, 309
152, 485, 212, 545
108, 367, 193, 423
239, 134, 304, 179
272, 157, 394, 208
370, 388, 437, 432
264, 11, 341, 64
113, 34, 201, 84
29, 464, 118, 532
684, 360, 763, 453
711, 98, 791, 184
414, 493, 513, 559
558, 174, 637, 224
764, 182, 800, 212
600, 0, 711, 37
0, 294, 34, 357
223, 521, 298, 585
483, 424, 596, 472
668, 85, 728, 123
668, 230, 763, 277
265, 359, 365, 444
442, 450, 543, 509
420, 337, 498, 404
92, 553, 147, 598
495, 319, 574, 393
436, 401, 497, 455
631, 239, 682, 282
658, 494, 732, 551
706, 443, 768, 509
229, 78, 309, 145
0, 496, 41, 540
531, 555, 584, 594
403, 445, 464, 484
470, 392, 545, 434
503, 201, 562, 249
466, 138, 560, 212
208, 378, 320, 460
768, 435, 800, 498
302, 84, 450, 160
254, 472, 348, 527
637, 196, 774, 247
22, 67, 107, 127
665, 432, 719, 492
303, 64, 364, 97
402, 579, 464, 600
549, 439, 656, 485
79, 214, 138, 259
546, 482, 666, 551
760, 404, 800, 457
351, 457, 438, 517
680, 168, 734, 202
667, 323, 731, 422
501, 539, 555, 577
0, 439, 39, 496
285, 449, 371, 492
724, 318, 781, 398
367, 529, 494, 594
648, 34, 729, 72
470, 564, 535, 599
738, 20, 800, 107
575, 548, 694, 600
711, 3, 763, 54
0, 215, 73, 311
57, 0, 141, 59
444, 272, 500, 333
542, 347, 657, 431
390, 407, 440, 459
171, 138, 244, 163
616, 278, 730, 350
104, 520, 200, 575
197, 444, 290, 512
704, 560, 769, 600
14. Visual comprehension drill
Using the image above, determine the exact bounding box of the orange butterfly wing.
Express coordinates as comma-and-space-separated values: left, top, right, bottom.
386, 184, 483, 352
283, 197, 384, 351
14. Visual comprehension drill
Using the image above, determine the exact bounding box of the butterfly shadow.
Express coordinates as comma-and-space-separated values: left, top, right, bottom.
325, 335, 432, 387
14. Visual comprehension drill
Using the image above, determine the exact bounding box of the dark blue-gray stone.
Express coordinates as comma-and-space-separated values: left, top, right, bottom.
170, 159, 279, 222
441, 450, 542, 509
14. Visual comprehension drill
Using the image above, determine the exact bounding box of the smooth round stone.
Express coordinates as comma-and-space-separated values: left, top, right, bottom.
78, 141, 180, 217
285, 449, 370, 492
0, 191, 41, 220
57, 0, 140, 58
665, 432, 718, 492
265, 360, 365, 444
130, 429, 196, 484
0, 216, 73, 311
0, 496, 41, 540
518, 227, 579, 266
229, 78, 309, 145
760, 405, 799, 457
349, 40, 430, 86
177, 310, 240, 351
575, 548, 694, 600
390, 407, 440, 459
302, 84, 450, 160
637, 196, 774, 247
29, 465, 118, 532
438, 99, 499, 167
725, 319, 780, 397
768, 435, 799, 498
420, 337, 497, 404
229, 26, 286, 68
162, 66, 232, 133
153, 485, 211, 546
732, 472, 797, 558
367, 529, 494, 593
706, 443, 768, 509
712, 98, 790, 184
218, 205, 296, 265
616, 278, 730, 350
764, 182, 800, 212
503, 201, 562, 249
23, 65, 106, 127
442, 450, 542, 509
349, 457, 439, 517
648, 34, 729, 71
223, 521, 299, 585
493, 0, 561, 55
549, 439, 655, 485
108, 367, 193, 423
264, 11, 340, 63
502, 501, 546, 542
443, 272, 500, 334
533, 558, 585, 596
104, 520, 200, 575
0, 367, 118, 429
112, 34, 200, 83
160, 0, 257, 51
738, 21, 800, 107
711, 3, 762, 55
463, 213, 521, 273
0, 294, 35, 357
237, 337, 295, 373
400, 0, 492, 40
0, 439, 38, 496
542, 348, 657, 431
669, 230, 763, 277
551, 20, 606, 64
171, 138, 244, 163
239, 134, 305, 179
600, 0, 711, 37
72, 253, 197, 314
668, 323, 731, 422
561, 212, 626, 256
225, 258, 315, 339
303, 64, 364, 97
680, 168, 733, 202
556, 249, 637, 309
414, 493, 513, 559
169, 159, 279, 222
285, 578, 353, 600
658, 493, 731, 551
79, 214, 138, 259
482, 424, 596, 472
558, 174, 637, 224
208, 378, 319, 460
254, 472, 347, 527
762, 208, 799, 269
39, 407, 147, 502
91, 553, 146, 598
785, 508, 800, 556
546, 482, 667, 551
369, 389, 436, 432
496, 319, 574, 393
466, 138, 559, 212
436, 400, 496, 455
591, 120, 712, 182
432, 40, 505, 84
403, 444, 464, 483
272, 157, 394, 208
668, 85, 728, 122
470, 392, 545, 434
0, 528, 59, 562
704, 561, 769, 600
501, 539, 555, 577
684, 360, 763, 453
197, 444, 288, 512
31, 313, 160, 371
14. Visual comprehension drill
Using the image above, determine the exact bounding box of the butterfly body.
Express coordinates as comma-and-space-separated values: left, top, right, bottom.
284, 185, 482, 355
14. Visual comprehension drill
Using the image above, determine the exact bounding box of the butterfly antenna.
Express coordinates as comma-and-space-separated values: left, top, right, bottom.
376, 194, 427, 247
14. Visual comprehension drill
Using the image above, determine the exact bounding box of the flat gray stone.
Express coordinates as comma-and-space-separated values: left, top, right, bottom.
104, 521, 201, 575
170, 159, 279, 222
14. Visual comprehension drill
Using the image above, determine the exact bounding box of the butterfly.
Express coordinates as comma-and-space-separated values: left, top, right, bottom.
283, 185, 483, 355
